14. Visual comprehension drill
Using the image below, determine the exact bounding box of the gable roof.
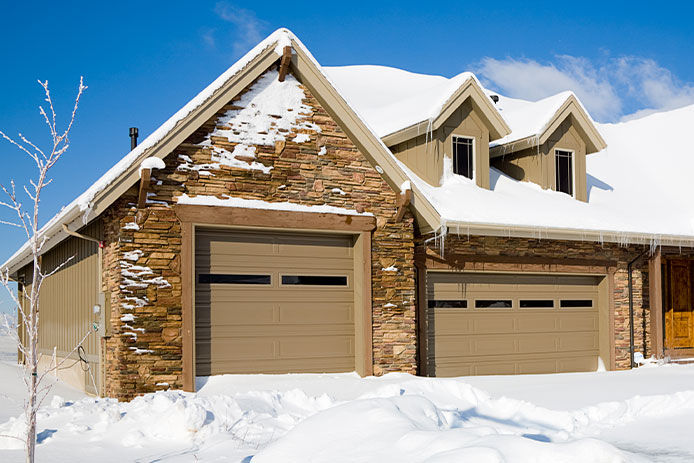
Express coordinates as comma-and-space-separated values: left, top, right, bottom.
3, 29, 443, 275
489, 91, 607, 155
325, 65, 511, 144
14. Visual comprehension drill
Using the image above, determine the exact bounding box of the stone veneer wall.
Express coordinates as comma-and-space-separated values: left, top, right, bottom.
418, 234, 654, 369
100, 67, 416, 399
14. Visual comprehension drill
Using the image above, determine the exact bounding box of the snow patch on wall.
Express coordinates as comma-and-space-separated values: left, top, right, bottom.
175, 194, 374, 216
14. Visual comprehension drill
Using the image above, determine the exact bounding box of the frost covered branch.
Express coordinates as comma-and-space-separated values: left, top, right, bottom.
0, 76, 87, 463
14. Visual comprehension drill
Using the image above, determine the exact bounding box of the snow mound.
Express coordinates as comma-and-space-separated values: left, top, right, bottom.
3, 372, 694, 460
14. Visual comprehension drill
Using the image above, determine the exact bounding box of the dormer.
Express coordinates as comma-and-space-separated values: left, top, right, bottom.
383, 76, 510, 188
489, 93, 606, 202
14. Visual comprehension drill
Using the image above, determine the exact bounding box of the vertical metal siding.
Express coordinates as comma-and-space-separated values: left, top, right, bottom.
19, 220, 102, 359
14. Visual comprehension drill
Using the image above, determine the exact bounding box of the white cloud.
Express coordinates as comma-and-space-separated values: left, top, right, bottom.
477, 55, 694, 122
213, 2, 267, 57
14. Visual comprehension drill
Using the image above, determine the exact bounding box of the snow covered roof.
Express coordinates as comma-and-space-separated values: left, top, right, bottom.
2, 28, 443, 274
325, 65, 510, 141
4, 29, 693, 275
403, 102, 694, 245
489, 91, 607, 154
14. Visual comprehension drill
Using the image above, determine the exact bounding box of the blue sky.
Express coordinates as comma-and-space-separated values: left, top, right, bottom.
1, 0, 694, 314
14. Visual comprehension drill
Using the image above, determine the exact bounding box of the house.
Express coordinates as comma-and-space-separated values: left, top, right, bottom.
5, 29, 694, 399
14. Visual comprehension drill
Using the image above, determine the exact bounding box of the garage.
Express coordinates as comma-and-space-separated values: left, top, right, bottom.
194, 228, 356, 376
427, 272, 602, 376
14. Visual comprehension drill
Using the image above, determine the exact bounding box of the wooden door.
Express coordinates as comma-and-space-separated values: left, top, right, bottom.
665, 260, 694, 349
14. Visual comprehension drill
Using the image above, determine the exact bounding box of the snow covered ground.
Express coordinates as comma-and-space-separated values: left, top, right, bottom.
1, 332, 694, 462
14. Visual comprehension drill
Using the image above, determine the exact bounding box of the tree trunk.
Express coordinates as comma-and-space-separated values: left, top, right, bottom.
26, 358, 37, 463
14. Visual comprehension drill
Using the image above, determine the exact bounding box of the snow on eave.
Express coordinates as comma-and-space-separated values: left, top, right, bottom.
443, 219, 694, 248
2, 28, 296, 275
489, 92, 606, 155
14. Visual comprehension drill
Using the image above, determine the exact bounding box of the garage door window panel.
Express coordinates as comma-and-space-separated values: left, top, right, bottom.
199, 274, 271, 285
519, 300, 555, 309
475, 300, 513, 309
560, 299, 593, 308
428, 300, 468, 309
281, 275, 348, 286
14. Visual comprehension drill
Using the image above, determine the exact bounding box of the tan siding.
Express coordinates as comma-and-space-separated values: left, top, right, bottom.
19, 221, 102, 359
392, 133, 442, 186
390, 99, 492, 188
492, 117, 588, 201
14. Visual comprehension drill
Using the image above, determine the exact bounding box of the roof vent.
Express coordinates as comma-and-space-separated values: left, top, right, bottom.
490, 95, 500, 104
129, 127, 139, 150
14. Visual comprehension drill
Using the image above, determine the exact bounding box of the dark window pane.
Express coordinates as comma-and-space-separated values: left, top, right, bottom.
428, 300, 468, 308
282, 275, 348, 286
475, 300, 512, 309
555, 150, 573, 196
453, 137, 474, 180
560, 299, 593, 308
199, 274, 271, 284
520, 300, 554, 308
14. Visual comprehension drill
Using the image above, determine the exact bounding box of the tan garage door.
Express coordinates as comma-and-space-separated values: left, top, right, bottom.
195, 228, 355, 375
428, 272, 601, 376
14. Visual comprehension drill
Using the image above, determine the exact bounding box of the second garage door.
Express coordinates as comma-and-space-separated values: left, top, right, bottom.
195, 228, 356, 376
428, 272, 601, 376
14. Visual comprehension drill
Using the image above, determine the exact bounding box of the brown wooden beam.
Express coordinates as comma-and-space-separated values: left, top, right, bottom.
278, 46, 292, 82
137, 168, 151, 208
394, 189, 412, 222
649, 248, 664, 358
173, 204, 376, 232
181, 221, 194, 392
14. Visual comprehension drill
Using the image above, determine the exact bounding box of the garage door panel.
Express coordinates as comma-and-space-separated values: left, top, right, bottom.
517, 334, 558, 354
434, 313, 473, 335
196, 228, 356, 375
517, 359, 559, 375
279, 336, 354, 358
516, 315, 558, 332
201, 357, 356, 376
472, 316, 515, 334
429, 272, 601, 377
475, 362, 516, 375
558, 332, 598, 351
434, 337, 472, 357
472, 336, 517, 355
279, 303, 354, 324
558, 314, 598, 331
558, 356, 598, 372
197, 324, 354, 340
206, 288, 354, 303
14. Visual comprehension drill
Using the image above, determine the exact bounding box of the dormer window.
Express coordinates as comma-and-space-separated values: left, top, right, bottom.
453, 136, 474, 180
555, 149, 574, 196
